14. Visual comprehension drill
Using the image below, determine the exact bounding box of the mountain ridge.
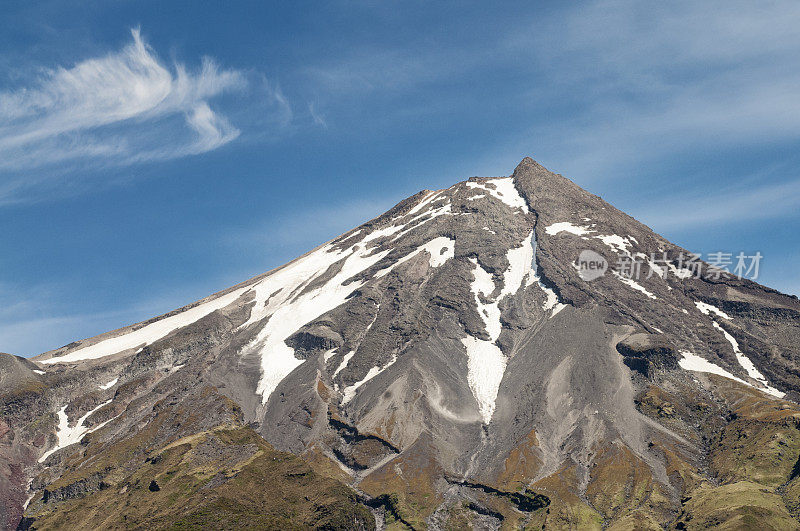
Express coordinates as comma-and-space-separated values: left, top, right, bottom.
4, 157, 800, 529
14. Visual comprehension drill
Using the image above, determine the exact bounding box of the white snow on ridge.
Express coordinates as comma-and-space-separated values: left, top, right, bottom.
488, 178, 530, 213
33, 370, 45, 375
596, 234, 634, 255
545, 222, 639, 261
98, 378, 118, 391
38, 400, 114, 463
361, 223, 405, 243
323, 348, 337, 362
332, 351, 355, 381
375, 237, 455, 279
668, 263, 693, 279
712, 321, 784, 398
362, 198, 453, 245
42, 286, 250, 365
679, 350, 749, 386
502, 234, 535, 299
525, 231, 566, 317
679, 349, 784, 398
695, 301, 731, 320
614, 273, 657, 299
545, 221, 593, 236
612, 271, 657, 299
462, 258, 506, 424
243, 241, 393, 404
390, 202, 452, 241
404, 190, 442, 218
341, 355, 398, 405
466, 178, 529, 213
462, 232, 548, 424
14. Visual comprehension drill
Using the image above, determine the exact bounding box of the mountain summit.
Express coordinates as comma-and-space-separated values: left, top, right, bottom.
4, 158, 800, 529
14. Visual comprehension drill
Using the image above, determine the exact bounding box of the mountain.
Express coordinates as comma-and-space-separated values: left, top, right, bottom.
4, 158, 800, 530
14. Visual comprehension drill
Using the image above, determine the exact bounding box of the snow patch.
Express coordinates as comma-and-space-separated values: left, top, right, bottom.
466, 178, 529, 213
461, 336, 507, 424
362, 223, 405, 243
679, 350, 783, 398
502, 235, 535, 299
404, 190, 442, 218
679, 351, 749, 386
712, 321, 784, 397
596, 234, 634, 255
361, 199, 453, 245
42, 286, 250, 364
374, 237, 455, 278
668, 263, 693, 279
461, 257, 507, 423
390, 202, 452, 241
341, 355, 398, 405
526, 231, 566, 316
545, 222, 636, 258
332, 351, 355, 380
33, 370, 45, 375
98, 378, 118, 391
545, 221, 593, 236
612, 271, 657, 299
38, 400, 114, 463
241, 241, 392, 404
322, 349, 337, 362
461, 233, 541, 424
23, 492, 34, 510
695, 301, 731, 320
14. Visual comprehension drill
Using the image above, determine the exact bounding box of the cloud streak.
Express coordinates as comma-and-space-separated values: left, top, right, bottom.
634, 178, 800, 231
0, 28, 247, 200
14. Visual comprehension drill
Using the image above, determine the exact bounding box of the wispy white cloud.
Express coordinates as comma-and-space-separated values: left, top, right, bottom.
511, 1, 800, 176
0, 29, 253, 201
308, 101, 327, 128
302, 1, 800, 183
633, 178, 800, 231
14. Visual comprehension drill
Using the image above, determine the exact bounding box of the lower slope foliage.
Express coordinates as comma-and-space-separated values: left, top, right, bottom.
16, 362, 800, 530
22, 388, 374, 530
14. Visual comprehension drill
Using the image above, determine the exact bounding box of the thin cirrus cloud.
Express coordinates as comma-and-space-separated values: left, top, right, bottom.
633, 179, 800, 231
0, 28, 248, 200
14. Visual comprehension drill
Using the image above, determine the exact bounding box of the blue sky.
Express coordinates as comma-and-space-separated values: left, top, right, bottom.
2, 0, 800, 356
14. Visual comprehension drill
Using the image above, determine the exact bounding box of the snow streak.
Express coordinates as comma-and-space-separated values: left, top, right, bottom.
38, 400, 114, 463
466, 177, 529, 213
242, 241, 392, 404
42, 286, 250, 364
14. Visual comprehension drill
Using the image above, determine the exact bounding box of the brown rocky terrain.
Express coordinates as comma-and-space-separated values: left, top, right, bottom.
3, 158, 800, 529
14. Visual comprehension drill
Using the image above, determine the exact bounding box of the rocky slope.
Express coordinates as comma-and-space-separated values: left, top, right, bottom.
3, 158, 800, 529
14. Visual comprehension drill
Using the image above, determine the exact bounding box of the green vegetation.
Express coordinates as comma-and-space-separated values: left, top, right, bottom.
25, 389, 374, 530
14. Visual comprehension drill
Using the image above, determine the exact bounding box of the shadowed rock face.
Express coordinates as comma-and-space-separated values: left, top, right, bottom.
4, 158, 800, 529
